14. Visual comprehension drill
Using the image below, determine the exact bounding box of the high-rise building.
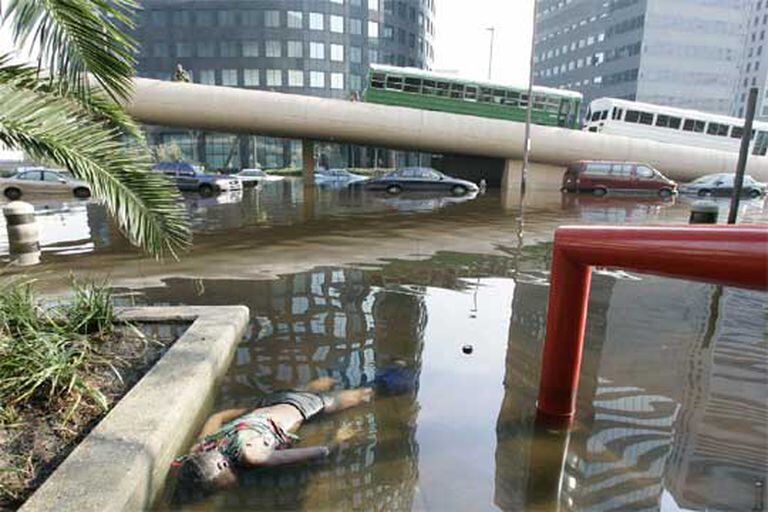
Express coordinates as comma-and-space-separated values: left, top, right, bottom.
533, 0, 746, 117
133, 0, 436, 169
732, 1, 767, 119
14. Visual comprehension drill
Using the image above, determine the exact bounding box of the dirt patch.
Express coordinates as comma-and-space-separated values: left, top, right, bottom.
0, 323, 186, 510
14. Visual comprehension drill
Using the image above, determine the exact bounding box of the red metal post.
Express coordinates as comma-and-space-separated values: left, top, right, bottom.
536, 225, 768, 427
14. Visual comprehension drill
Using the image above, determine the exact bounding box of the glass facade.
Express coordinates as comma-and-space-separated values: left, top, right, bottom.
135, 0, 437, 170
731, 1, 768, 120
533, 0, 745, 117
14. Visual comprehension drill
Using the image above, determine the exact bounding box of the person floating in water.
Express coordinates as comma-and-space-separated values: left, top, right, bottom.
172, 377, 372, 501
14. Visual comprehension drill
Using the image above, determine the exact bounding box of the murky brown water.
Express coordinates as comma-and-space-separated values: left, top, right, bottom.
3, 182, 766, 511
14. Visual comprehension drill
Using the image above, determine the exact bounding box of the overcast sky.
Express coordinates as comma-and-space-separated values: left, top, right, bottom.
0, 1, 535, 85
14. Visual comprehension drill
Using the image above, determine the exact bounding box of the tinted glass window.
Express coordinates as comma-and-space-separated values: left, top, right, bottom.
636, 166, 654, 178
43, 171, 63, 182
610, 164, 632, 176
732, 126, 744, 139
17, 171, 40, 181
587, 163, 611, 175
638, 112, 654, 125
625, 110, 640, 123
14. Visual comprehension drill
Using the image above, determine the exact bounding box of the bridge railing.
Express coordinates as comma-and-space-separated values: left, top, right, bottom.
536, 225, 768, 427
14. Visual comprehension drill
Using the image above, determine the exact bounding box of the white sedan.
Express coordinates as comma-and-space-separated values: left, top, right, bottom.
236, 168, 285, 187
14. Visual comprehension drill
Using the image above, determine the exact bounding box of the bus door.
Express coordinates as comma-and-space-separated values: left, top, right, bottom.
558, 100, 571, 128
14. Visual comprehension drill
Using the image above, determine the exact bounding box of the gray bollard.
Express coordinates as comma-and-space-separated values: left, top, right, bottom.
4, 201, 41, 266
689, 200, 719, 224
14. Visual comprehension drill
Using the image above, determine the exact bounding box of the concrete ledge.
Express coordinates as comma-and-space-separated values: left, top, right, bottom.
20, 305, 250, 512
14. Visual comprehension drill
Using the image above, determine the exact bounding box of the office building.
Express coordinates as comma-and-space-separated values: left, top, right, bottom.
533, 0, 746, 116
732, 0, 768, 119
134, 0, 436, 169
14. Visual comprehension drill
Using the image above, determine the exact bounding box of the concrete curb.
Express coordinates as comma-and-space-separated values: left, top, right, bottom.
20, 305, 250, 512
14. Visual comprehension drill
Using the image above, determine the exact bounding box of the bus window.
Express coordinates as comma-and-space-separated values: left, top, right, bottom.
669, 117, 681, 129
371, 73, 386, 89
436, 81, 450, 97
422, 79, 437, 95
480, 87, 494, 103
519, 93, 529, 108
496, 89, 510, 105
591, 111, 601, 122
656, 114, 670, 127
625, 110, 641, 123
752, 131, 768, 155
706, 122, 729, 137
683, 119, 705, 133
600, 110, 609, 120
612, 108, 623, 120
404, 77, 421, 93
385, 75, 403, 90
465, 86, 478, 102
731, 126, 744, 139
639, 112, 654, 125
449, 83, 464, 99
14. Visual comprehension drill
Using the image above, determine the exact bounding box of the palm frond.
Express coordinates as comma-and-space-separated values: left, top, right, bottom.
0, 84, 191, 259
0, 55, 144, 140
3, 0, 139, 101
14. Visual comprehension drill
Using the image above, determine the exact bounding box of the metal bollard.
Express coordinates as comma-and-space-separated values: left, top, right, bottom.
3, 201, 41, 266
689, 200, 719, 224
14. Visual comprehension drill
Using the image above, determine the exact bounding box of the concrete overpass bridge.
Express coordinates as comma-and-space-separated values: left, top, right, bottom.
126, 78, 768, 187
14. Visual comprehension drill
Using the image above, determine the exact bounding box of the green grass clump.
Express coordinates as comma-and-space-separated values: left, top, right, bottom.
0, 279, 116, 421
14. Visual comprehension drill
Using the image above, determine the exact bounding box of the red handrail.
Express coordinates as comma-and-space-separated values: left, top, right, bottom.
536, 225, 768, 427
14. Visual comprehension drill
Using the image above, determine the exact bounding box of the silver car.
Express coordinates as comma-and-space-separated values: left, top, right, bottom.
1, 168, 91, 200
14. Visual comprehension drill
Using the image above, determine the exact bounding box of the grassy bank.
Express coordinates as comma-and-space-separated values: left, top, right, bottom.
0, 279, 175, 509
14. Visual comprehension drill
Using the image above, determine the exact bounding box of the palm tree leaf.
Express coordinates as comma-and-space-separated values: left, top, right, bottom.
3, 0, 140, 101
0, 83, 191, 259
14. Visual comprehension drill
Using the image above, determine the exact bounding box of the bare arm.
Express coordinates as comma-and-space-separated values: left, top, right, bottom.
197, 408, 249, 439
253, 446, 331, 467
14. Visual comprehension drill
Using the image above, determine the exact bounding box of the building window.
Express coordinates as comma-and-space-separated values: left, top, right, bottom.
266, 69, 283, 87
266, 40, 282, 58
287, 11, 303, 29
310, 42, 326, 59
331, 73, 344, 89
243, 41, 259, 57
288, 70, 304, 87
197, 42, 215, 58
368, 49, 379, 63
244, 69, 260, 86
287, 41, 303, 58
368, 0, 379, 11
218, 10, 235, 26
349, 18, 362, 35
330, 15, 344, 33
220, 41, 239, 58
350, 46, 362, 63
350, 74, 362, 91
265, 10, 280, 27
310, 12, 324, 30
383, 25, 394, 39
199, 69, 215, 85
330, 0, 344, 4
330, 44, 344, 62
172, 11, 191, 26
152, 43, 168, 58
221, 69, 238, 86
150, 11, 166, 26
368, 21, 379, 38
242, 10, 259, 26
175, 43, 192, 58
195, 11, 214, 26
310, 71, 325, 88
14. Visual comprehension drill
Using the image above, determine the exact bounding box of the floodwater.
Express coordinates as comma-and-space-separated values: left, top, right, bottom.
3, 182, 766, 511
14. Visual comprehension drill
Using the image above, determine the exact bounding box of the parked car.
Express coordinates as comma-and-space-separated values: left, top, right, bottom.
236, 168, 284, 187
562, 161, 677, 197
679, 173, 767, 198
363, 167, 479, 196
152, 161, 242, 196
0, 168, 91, 200
314, 168, 368, 186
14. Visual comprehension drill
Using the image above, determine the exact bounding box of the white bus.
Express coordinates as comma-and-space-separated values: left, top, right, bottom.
583, 98, 768, 157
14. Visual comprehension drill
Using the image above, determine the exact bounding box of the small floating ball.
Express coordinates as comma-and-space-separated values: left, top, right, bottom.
462, 344, 473, 355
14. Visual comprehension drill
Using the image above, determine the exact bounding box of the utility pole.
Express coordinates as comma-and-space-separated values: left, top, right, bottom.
486, 27, 495, 80
728, 87, 758, 224
521, 0, 538, 196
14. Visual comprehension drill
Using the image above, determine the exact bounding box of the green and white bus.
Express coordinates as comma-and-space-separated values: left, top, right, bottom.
363, 64, 583, 129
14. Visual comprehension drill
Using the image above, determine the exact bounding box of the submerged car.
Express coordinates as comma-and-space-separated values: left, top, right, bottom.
562, 161, 677, 198
314, 168, 368, 186
364, 167, 479, 196
153, 161, 242, 196
0, 168, 91, 200
236, 168, 285, 187
679, 173, 766, 198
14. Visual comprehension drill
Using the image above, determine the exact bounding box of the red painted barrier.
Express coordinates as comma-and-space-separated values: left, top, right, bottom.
536, 225, 768, 427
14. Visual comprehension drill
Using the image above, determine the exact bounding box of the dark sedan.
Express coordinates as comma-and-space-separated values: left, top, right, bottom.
679, 173, 766, 199
363, 167, 479, 196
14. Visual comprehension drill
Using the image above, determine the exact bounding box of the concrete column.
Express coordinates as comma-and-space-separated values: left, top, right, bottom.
4, 201, 40, 266
302, 139, 315, 185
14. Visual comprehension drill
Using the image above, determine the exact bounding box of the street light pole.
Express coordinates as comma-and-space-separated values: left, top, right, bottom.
521, 0, 538, 196
486, 27, 495, 81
